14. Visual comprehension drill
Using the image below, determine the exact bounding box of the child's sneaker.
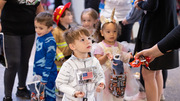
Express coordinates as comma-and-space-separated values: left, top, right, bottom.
39, 84, 45, 101
31, 92, 38, 101
39, 91, 45, 101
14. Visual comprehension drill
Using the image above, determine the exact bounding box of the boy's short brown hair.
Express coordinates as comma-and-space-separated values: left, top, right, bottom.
35, 12, 53, 28
64, 26, 90, 45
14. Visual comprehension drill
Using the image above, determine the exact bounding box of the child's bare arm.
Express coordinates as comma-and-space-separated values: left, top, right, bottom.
95, 53, 112, 65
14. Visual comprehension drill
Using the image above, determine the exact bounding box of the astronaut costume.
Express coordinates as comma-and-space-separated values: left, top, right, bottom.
56, 54, 105, 101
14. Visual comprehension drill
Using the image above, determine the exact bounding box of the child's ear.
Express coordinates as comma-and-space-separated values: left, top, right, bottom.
94, 19, 99, 24
48, 26, 53, 32
69, 43, 75, 50
100, 30, 104, 36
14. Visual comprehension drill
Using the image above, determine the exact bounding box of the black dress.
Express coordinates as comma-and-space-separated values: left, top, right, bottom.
134, 0, 179, 70
158, 25, 180, 53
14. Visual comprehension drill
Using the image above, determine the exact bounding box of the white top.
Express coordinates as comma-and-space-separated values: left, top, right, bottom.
100, 0, 132, 21
56, 54, 105, 101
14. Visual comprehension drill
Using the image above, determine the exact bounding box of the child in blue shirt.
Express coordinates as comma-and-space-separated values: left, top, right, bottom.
33, 12, 57, 101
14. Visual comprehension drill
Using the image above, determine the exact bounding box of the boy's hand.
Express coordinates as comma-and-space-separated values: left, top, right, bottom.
74, 91, 85, 98
96, 83, 105, 92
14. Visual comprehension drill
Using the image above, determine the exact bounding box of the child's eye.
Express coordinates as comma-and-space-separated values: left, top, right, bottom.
114, 30, 117, 33
107, 31, 110, 33
81, 39, 85, 41
88, 37, 91, 40
67, 13, 71, 16
40, 27, 43, 30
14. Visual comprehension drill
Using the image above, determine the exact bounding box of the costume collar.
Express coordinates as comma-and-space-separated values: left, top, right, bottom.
102, 40, 118, 47
58, 23, 71, 31
70, 53, 92, 62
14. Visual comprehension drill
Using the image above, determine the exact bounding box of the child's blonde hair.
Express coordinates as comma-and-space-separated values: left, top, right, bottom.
81, 8, 99, 23
81, 8, 101, 43
63, 26, 90, 45
35, 12, 53, 28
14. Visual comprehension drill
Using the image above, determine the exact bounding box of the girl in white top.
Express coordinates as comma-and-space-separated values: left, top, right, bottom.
81, 8, 99, 43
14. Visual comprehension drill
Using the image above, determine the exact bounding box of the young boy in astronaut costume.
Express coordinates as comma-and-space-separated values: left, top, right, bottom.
55, 26, 105, 101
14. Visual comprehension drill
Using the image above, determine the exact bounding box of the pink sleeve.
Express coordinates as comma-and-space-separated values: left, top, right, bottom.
93, 44, 104, 55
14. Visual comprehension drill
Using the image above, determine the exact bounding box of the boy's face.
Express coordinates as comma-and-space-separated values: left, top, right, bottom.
60, 10, 73, 25
81, 13, 97, 30
34, 20, 52, 37
70, 34, 92, 54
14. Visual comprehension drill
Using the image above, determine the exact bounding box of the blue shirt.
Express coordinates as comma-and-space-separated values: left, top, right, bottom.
33, 32, 57, 83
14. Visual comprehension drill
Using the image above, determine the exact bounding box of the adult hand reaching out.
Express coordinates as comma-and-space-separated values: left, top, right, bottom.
135, 44, 164, 62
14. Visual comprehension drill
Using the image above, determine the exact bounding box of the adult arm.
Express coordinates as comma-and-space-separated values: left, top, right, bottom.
123, 6, 143, 25
135, 44, 163, 62
36, 2, 44, 14
136, 0, 159, 12
135, 25, 180, 62
158, 25, 180, 53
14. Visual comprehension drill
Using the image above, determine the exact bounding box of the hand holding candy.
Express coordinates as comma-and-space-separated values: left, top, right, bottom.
129, 56, 151, 70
